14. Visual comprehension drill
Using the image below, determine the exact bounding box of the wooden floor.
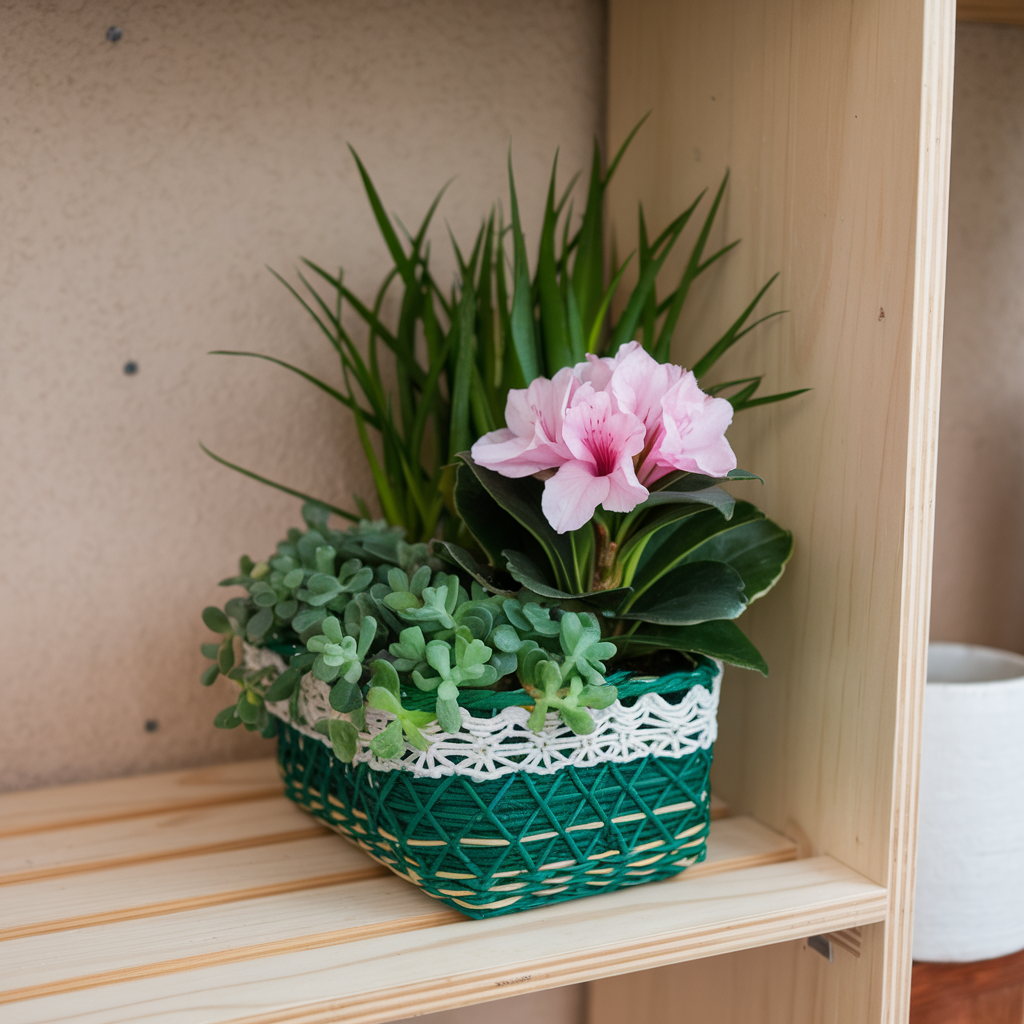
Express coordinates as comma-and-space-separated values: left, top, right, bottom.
912, 949, 1024, 1024
0, 758, 888, 1024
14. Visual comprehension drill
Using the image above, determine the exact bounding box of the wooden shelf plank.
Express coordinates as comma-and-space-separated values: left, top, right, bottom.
0, 759, 283, 839
0, 835, 384, 941
4, 855, 886, 1024
0, 761, 883, 1024
0, 797, 323, 886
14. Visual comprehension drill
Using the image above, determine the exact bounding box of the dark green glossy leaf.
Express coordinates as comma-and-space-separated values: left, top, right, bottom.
457, 455, 574, 591
503, 549, 631, 611
200, 664, 220, 687
677, 517, 793, 602
453, 458, 548, 571
636, 485, 735, 519
618, 561, 747, 625
433, 540, 516, 595
616, 620, 768, 675
632, 501, 767, 596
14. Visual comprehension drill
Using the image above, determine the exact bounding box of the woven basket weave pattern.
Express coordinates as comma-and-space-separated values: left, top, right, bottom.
275, 665, 716, 918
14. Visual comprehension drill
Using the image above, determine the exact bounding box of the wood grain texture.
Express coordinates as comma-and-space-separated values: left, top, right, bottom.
0, 835, 384, 941
957, 0, 1024, 23
605, 0, 953, 1021
590, 924, 887, 1024
1, 747, 877, 1024
3, 856, 885, 1024
0, 796, 324, 885
0, 817, 796, 1005
886, 5, 956, 1022
0, 758, 283, 838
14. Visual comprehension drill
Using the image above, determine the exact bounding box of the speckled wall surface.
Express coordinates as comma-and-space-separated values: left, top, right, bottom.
931, 23, 1024, 653
0, 0, 606, 792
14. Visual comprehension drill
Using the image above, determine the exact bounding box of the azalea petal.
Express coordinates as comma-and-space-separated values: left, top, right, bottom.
563, 387, 646, 469
471, 429, 562, 477
602, 462, 649, 513
577, 352, 616, 391
656, 371, 737, 477
542, 462, 610, 534
610, 343, 681, 434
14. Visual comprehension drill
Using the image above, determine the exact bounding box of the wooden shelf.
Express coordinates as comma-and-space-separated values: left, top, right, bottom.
0, 759, 886, 1024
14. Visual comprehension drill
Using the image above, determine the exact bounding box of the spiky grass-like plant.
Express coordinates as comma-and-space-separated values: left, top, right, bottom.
203, 124, 805, 542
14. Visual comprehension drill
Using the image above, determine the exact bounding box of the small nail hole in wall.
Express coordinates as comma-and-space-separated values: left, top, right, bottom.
144, 720, 159, 733
123, 361, 138, 375
106, 26, 123, 42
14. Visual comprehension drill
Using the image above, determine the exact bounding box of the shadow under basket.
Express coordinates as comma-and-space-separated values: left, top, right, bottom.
273, 659, 721, 919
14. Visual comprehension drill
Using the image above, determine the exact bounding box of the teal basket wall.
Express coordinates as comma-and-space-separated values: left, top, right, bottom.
274, 665, 717, 919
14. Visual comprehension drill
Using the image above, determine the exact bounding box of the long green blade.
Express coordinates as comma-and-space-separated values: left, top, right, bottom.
199, 443, 358, 521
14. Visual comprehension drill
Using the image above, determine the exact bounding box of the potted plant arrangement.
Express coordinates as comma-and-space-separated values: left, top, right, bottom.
199, 130, 803, 918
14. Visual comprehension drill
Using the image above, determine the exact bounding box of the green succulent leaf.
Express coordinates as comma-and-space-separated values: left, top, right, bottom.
202, 606, 233, 635
217, 637, 235, 674
264, 666, 300, 701
328, 719, 359, 762
369, 718, 405, 759
329, 678, 363, 713
200, 664, 220, 687
213, 705, 242, 729
246, 607, 274, 643
436, 696, 462, 734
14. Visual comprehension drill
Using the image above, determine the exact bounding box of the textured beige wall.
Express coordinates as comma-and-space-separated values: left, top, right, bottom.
930, 23, 1024, 652
0, 0, 605, 792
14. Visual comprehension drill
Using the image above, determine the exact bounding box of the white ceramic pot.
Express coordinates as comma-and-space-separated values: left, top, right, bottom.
913, 642, 1024, 962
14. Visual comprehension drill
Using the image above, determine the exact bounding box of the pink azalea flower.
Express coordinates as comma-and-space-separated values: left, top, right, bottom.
605, 342, 682, 483
540, 386, 648, 533
656, 371, 737, 478
472, 342, 736, 533
470, 367, 578, 477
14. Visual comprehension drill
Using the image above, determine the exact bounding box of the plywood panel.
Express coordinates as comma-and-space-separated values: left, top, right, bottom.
590, 924, 886, 1024
606, 0, 953, 1021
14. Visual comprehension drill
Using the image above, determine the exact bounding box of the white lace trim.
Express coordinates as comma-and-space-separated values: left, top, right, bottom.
243, 644, 720, 782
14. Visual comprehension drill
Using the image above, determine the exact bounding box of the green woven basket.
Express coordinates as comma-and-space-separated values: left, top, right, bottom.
271, 658, 720, 919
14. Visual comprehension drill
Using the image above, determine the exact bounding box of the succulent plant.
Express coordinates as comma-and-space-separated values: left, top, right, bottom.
201, 503, 622, 753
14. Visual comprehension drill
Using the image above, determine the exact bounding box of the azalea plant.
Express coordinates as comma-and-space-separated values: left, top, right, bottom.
200, 130, 802, 756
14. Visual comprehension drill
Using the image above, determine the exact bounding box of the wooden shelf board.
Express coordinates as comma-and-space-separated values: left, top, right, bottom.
0, 761, 887, 1024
